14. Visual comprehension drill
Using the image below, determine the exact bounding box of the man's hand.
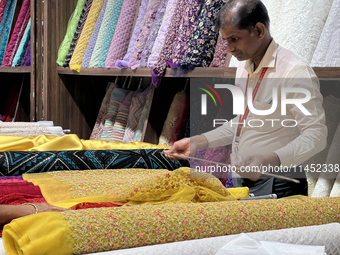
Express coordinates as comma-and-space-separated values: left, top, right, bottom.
235, 153, 281, 181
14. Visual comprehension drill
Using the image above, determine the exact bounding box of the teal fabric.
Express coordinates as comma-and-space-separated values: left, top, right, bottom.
0, 0, 15, 64
12, 18, 31, 67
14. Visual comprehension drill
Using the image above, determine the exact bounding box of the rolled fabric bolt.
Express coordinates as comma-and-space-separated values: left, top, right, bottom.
240, 194, 277, 200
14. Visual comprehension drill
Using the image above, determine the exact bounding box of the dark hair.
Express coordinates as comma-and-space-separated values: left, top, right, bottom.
215, 0, 270, 32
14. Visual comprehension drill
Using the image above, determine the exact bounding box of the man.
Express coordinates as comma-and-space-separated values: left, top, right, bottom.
165, 0, 327, 198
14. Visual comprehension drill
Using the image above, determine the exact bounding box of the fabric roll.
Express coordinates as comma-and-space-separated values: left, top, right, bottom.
180, 0, 226, 71
128, 0, 163, 69
139, 0, 168, 68
63, 0, 93, 67
169, 93, 190, 145
105, 0, 140, 68
0, 0, 13, 43
69, 0, 106, 72
23, 46, 31, 66
151, 0, 186, 87
97, 0, 124, 68
0, 0, 8, 24
12, 18, 31, 67
100, 88, 131, 141
210, 33, 228, 67
2, 0, 30, 67
88, 0, 115, 68
167, 0, 203, 69
21, 40, 30, 66
134, 86, 154, 141
4, 197, 340, 254
56, 0, 87, 66
311, 0, 340, 67
81, 0, 108, 68
260, 0, 282, 40
123, 89, 148, 142
0, 149, 189, 176
90, 82, 116, 140
0, 0, 16, 64
115, 0, 150, 69
159, 90, 185, 145
0, 176, 23, 180
147, 0, 178, 68
110, 91, 135, 142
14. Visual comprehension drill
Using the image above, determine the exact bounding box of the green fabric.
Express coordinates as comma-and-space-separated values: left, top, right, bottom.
56, 0, 87, 66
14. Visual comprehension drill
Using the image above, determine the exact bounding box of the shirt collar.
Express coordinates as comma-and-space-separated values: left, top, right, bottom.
244, 39, 278, 75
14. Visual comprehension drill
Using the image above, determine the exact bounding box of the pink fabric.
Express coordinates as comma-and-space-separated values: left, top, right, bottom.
2, 0, 30, 66
209, 33, 228, 67
0, 0, 8, 24
105, 0, 140, 68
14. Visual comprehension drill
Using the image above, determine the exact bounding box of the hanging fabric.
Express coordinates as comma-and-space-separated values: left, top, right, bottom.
12, 18, 31, 67
209, 33, 228, 67
0, 0, 8, 25
21, 40, 30, 66
0, 0, 16, 64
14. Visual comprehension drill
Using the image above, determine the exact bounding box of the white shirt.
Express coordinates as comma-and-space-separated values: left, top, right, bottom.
203, 39, 327, 167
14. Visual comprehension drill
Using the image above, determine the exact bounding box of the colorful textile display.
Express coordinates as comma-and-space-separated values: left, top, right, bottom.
2, 0, 30, 67
0, 0, 8, 24
139, 0, 169, 68
89, 0, 116, 68
129, 0, 163, 69
167, 0, 203, 69
147, 0, 178, 68
180, 0, 226, 71
0, 149, 189, 176
12, 18, 31, 67
97, 0, 124, 68
210, 33, 228, 67
0, 0, 16, 64
63, 0, 94, 67
69, 0, 105, 72
56, 0, 87, 66
159, 90, 185, 145
105, 0, 140, 68
90, 82, 116, 140
151, 0, 187, 87
4, 196, 340, 254
81, 0, 108, 68
21, 40, 30, 66
110, 91, 135, 142
115, 0, 150, 69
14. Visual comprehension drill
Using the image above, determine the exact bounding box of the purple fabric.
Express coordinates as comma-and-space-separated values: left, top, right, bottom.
23, 46, 31, 66
21, 40, 30, 66
209, 33, 228, 67
0, 176, 23, 180
0, 0, 8, 29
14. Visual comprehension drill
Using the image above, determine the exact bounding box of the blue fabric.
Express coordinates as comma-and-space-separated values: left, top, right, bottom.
0, 0, 15, 64
12, 18, 31, 67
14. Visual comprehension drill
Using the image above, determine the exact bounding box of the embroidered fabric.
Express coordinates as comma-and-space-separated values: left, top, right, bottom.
63, 0, 93, 67
139, 0, 168, 68
97, 0, 124, 68
147, 0, 178, 68
167, 0, 203, 69
210, 33, 228, 67
180, 0, 227, 71
151, 0, 186, 87
21, 40, 30, 66
311, 0, 340, 67
115, 0, 150, 69
2, 0, 30, 67
88, 0, 115, 68
70, 0, 106, 72
105, 0, 140, 68
128, 0, 163, 70
56, 0, 87, 66
12, 18, 31, 67
0, 0, 16, 64
81, 0, 108, 68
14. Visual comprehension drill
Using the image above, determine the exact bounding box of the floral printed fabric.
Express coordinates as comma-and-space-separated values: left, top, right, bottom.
105, 0, 140, 68
180, 0, 227, 71
115, 0, 150, 69
167, 0, 203, 69
210, 33, 228, 67
129, 0, 163, 70
139, 0, 168, 68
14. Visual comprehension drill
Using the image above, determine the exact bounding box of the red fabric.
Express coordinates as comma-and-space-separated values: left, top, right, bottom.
2, 0, 30, 66
70, 202, 121, 210
0, 0, 8, 25
0, 182, 43, 196
170, 93, 190, 146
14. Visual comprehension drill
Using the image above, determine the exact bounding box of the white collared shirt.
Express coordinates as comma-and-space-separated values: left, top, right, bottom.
203, 39, 327, 167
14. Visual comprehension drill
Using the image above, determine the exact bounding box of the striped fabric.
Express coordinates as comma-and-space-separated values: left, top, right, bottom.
110, 91, 135, 142
69, 0, 105, 72
0, 0, 16, 64
12, 18, 31, 67
88, 0, 115, 68
2, 0, 30, 67
63, 0, 94, 67
81, 0, 108, 68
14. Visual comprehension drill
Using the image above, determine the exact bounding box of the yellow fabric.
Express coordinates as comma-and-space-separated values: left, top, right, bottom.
0, 134, 170, 151
23, 168, 247, 208
69, 0, 105, 72
4, 197, 340, 255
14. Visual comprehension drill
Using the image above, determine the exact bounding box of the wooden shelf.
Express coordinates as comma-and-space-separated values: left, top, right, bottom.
0, 66, 31, 73
57, 66, 340, 79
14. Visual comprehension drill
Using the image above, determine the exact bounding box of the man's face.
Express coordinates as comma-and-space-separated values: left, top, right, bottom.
220, 25, 261, 61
